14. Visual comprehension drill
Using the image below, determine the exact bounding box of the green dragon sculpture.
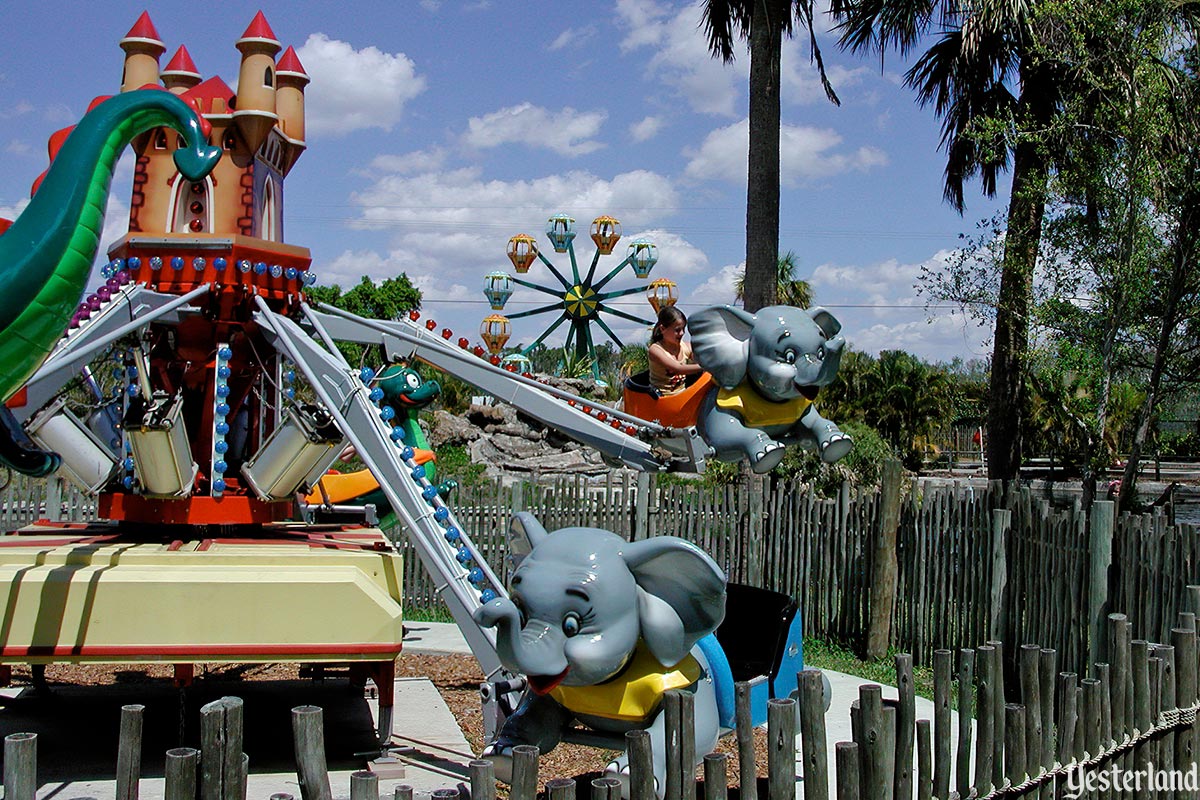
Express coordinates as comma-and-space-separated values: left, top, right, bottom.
0, 89, 221, 477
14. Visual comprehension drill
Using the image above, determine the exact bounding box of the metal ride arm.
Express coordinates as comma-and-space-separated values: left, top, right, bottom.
253, 298, 511, 681
14, 284, 212, 423
305, 304, 709, 474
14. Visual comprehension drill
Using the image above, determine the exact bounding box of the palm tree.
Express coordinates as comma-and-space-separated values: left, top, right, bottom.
734, 250, 814, 308
701, 1, 838, 314
828, 0, 1065, 481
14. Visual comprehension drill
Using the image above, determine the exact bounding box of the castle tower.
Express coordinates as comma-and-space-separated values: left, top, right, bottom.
275, 47, 308, 146
232, 11, 280, 155
161, 46, 202, 95
119, 11, 165, 93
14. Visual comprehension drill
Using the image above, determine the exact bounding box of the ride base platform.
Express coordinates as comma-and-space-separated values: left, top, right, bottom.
0, 521, 404, 669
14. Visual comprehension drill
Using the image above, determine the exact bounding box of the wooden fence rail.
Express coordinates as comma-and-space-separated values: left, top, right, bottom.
5, 469, 1200, 674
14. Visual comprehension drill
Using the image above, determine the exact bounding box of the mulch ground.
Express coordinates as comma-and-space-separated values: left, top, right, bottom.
3, 656, 768, 789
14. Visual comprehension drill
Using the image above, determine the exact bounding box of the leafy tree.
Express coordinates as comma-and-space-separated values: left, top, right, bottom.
830, 0, 1070, 480
734, 250, 814, 308
701, 1, 838, 313
306, 275, 422, 368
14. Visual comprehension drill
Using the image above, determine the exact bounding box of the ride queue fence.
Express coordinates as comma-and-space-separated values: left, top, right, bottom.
4, 466, 1198, 674
7, 614, 1200, 800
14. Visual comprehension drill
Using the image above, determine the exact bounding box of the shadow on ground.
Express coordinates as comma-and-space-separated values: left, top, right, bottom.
0, 677, 378, 780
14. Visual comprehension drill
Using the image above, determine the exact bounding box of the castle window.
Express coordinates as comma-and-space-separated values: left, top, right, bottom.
264, 66, 274, 88
154, 130, 168, 150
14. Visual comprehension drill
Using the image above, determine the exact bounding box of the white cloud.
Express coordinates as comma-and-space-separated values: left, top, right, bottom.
630, 116, 664, 142
691, 262, 742, 307
631, 229, 709, 276
297, 34, 426, 137
617, 0, 742, 117
4, 140, 31, 156
368, 148, 447, 175
463, 103, 607, 157
549, 26, 596, 51
684, 118, 887, 185
0, 197, 29, 221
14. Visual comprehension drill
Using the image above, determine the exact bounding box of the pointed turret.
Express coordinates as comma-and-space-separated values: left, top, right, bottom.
119, 11, 166, 92
232, 11, 280, 154
162, 46, 202, 95
275, 46, 308, 163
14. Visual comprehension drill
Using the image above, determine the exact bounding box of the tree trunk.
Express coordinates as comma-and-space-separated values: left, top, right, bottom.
986, 81, 1050, 481
743, 0, 783, 314
1119, 182, 1199, 505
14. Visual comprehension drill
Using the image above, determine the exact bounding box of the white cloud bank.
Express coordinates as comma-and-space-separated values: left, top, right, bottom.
298, 34, 426, 137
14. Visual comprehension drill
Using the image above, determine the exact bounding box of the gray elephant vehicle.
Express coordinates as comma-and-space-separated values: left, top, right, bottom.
622, 304, 852, 474
473, 513, 817, 797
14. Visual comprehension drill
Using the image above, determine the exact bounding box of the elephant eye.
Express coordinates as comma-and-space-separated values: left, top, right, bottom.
783, 349, 797, 365
816, 346, 825, 361
406, 373, 421, 389
562, 612, 582, 637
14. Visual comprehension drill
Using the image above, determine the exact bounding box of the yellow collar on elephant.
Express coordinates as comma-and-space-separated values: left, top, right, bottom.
716, 380, 812, 428
549, 641, 701, 722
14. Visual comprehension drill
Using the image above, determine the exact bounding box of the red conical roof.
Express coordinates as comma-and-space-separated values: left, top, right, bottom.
239, 11, 279, 43
164, 46, 200, 76
276, 46, 307, 76
123, 11, 162, 43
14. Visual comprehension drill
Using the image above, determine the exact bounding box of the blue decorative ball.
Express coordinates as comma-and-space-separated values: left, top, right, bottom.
369, 387, 384, 403
443, 527, 461, 543
360, 367, 375, 382
284, 370, 296, 383
390, 427, 407, 442
422, 485, 438, 501
127, 384, 140, 397
411, 465, 426, 480
270, 264, 283, 278
216, 384, 230, 398
216, 422, 230, 435
238, 260, 252, 273
480, 588, 497, 603
122, 475, 134, 489
285, 388, 296, 400
380, 405, 395, 421
219, 347, 233, 361
469, 568, 486, 586
400, 446, 415, 460
192, 257, 206, 271
218, 366, 232, 379
149, 256, 162, 271
434, 507, 450, 522
214, 257, 227, 271
215, 440, 229, 454
213, 479, 226, 493
215, 403, 230, 417
285, 267, 298, 280
456, 547, 473, 565
214, 460, 227, 474
123, 457, 135, 471
127, 257, 141, 269
254, 262, 267, 275
171, 256, 184, 271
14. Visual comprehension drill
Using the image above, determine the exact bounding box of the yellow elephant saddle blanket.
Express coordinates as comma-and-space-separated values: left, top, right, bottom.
549, 641, 702, 722
716, 381, 812, 428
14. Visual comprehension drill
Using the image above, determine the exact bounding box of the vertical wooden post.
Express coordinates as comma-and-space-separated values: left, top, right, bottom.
350, 771, 378, 800
932, 650, 952, 800
798, 670, 829, 800
665, 691, 682, 800
394, 786, 414, 800
916, 719, 932, 800
747, 473, 765, 587
626, 730, 656, 800
703, 753, 728, 800
1088, 501, 1115, 665
546, 778, 576, 800
857, 685, 887, 800
975, 645, 995, 797
867, 460, 902, 660
736, 681, 758, 800
470, 760, 497, 800
3, 732, 37, 800
767, 698, 797, 800
835, 742, 860, 800
1056, 672, 1077, 765
1018, 645, 1041, 781
988, 510, 1011, 642
634, 472, 650, 541
116, 703, 145, 800
510, 745, 540, 800
1172, 627, 1196, 785
291, 705, 333, 800
592, 777, 622, 800
1004, 705, 1025, 788
1038, 648, 1056, 779
894, 654, 915, 800
201, 696, 244, 800
165, 747, 200, 800
955, 649, 975, 799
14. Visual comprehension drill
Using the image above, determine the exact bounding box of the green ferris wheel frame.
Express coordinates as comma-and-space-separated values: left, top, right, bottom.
494, 215, 659, 382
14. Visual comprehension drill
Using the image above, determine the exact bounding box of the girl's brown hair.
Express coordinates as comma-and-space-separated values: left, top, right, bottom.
650, 305, 687, 344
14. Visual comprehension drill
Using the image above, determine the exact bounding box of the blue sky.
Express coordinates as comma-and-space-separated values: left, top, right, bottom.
0, 1, 1007, 364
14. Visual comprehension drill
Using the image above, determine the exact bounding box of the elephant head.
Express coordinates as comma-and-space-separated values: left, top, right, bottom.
689, 305, 845, 401
474, 513, 726, 694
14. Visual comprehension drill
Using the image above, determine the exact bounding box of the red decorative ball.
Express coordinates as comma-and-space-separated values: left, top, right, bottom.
409, 310, 421, 321
458, 338, 470, 349
425, 319, 437, 331
441, 328, 452, 339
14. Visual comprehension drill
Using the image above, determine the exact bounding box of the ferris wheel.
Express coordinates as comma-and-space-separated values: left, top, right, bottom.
479, 213, 678, 381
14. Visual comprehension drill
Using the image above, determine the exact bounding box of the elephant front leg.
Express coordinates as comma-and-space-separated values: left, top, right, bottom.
800, 405, 853, 463
700, 401, 785, 474
481, 692, 574, 783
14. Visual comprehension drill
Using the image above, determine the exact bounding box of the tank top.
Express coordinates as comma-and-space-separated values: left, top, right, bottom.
649, 341, 693, 395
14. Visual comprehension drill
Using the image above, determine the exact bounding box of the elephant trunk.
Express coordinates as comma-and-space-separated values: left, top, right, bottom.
474, 598, 570, 691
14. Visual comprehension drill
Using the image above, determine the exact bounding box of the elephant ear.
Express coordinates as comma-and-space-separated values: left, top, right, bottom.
808, 306, 842, 339
506, 512, 550, 570
623, 537, 726, 667
688, 305, 755, 389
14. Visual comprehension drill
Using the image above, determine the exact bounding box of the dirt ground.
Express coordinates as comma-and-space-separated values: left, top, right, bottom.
2, 656, 768, 789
